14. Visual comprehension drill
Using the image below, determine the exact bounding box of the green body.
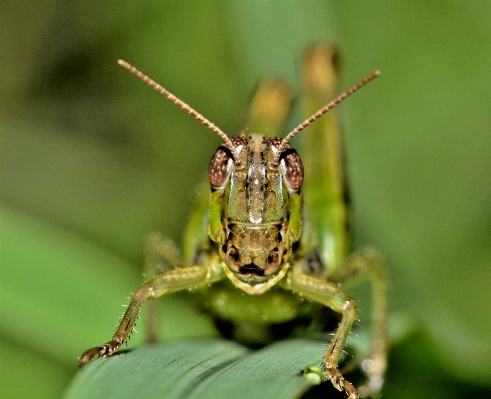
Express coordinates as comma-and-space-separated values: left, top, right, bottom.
181, 48, 349, 342
79, 44, 388, 399
182, 133, 321, 341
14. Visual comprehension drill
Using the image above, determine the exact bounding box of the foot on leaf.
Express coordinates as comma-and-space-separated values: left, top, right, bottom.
78, 340, 121, 368
325, 367, 358, 399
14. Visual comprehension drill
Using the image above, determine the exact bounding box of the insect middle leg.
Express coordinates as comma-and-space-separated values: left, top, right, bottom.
331, 249, 388, 398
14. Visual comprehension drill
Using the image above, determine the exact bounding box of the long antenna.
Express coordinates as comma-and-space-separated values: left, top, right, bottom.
118, 59, 242, 166
271, 70, 381, 167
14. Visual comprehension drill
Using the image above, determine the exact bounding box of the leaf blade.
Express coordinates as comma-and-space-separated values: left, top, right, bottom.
64, 338, 326, 399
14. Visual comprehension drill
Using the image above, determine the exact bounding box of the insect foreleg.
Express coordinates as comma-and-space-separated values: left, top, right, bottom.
330, 249, 388, 398
282, 273, 358, 399
78, 264, 224, 368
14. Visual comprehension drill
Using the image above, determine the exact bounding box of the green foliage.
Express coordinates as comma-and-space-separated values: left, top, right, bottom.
1, 1, 491, 398
66, 339, 325, 399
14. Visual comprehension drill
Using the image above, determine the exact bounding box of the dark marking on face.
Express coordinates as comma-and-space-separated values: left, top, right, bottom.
227, 246, 240, 263
266, 248, 280, 267
276, 232, 282, 243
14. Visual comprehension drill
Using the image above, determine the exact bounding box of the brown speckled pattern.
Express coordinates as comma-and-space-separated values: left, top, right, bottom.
266, 137, 303, 191
209, 136, 249, 188
282, 150, 303, 190
208, 147, 232, 188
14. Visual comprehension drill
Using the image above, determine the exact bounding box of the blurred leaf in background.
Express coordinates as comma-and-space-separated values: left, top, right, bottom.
1, 1, 490, 398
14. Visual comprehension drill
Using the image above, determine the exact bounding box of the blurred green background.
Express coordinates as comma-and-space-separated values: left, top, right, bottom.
1, 1, 490, 398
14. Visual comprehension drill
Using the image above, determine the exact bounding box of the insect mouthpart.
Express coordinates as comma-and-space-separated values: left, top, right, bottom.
239, 264, 265, 277
220, 224, 288, 282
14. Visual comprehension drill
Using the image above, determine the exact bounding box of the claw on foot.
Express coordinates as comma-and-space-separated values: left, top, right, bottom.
325, 367, 358, 399
78, 340, 121, 368
78, 346, 101, 368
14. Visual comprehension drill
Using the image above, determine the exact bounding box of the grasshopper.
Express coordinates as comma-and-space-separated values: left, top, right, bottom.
79, 44, 388, 399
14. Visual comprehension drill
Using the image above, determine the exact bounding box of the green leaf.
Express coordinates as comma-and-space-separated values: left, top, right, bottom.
64, 339, 326, 399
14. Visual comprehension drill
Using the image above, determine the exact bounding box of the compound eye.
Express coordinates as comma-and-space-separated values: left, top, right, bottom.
209, 146, 233, 188
280, 149, 304, 191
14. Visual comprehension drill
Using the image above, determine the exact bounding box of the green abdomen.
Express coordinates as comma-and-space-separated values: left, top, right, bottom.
200, 280, 315, 344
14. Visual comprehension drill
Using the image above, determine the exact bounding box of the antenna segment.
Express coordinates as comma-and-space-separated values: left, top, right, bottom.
271, 70, 381, 167
118, 59, 242, 166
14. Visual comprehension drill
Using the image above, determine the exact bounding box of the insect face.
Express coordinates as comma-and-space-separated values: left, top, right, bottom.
208, 135, 303, 285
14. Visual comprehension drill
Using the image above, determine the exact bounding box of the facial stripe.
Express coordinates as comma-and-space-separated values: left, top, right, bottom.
248, 137, 266, 223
